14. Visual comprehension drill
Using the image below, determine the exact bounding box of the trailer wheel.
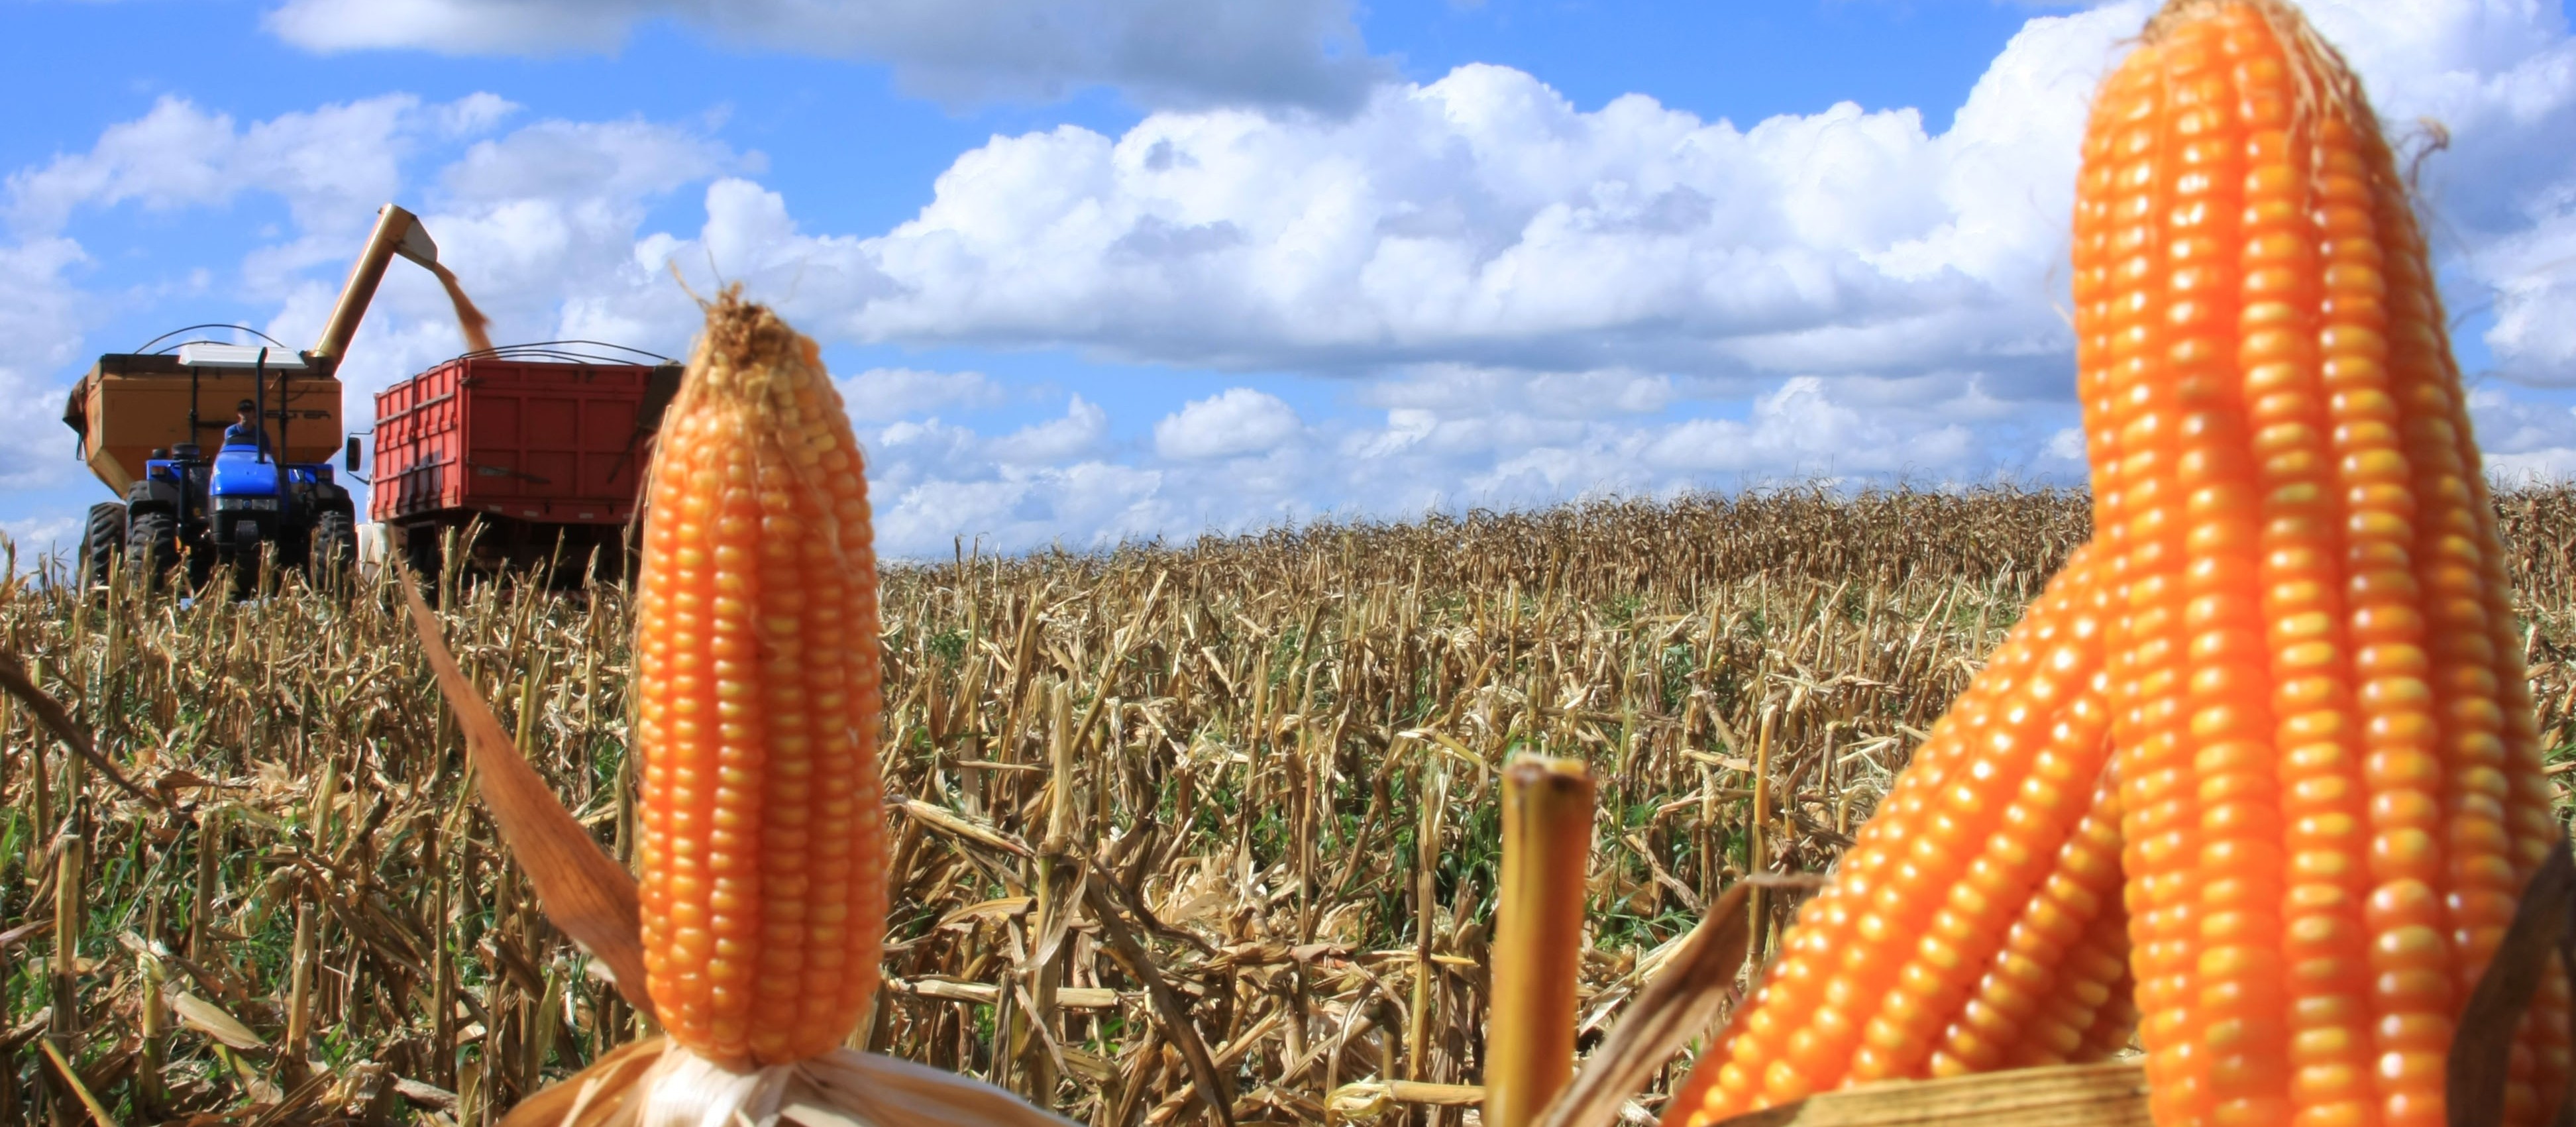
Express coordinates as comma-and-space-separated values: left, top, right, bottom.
79, 502, 127, 590
401, 523, 443, 586
311, 511, 356, 585
127, 510, 180, 590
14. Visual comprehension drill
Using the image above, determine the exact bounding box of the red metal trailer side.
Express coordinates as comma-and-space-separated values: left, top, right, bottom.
368, 347, 679, 580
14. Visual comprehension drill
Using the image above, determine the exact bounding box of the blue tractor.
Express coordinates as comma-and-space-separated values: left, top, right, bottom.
68, 204, 437, 591
107, 350, 359, 590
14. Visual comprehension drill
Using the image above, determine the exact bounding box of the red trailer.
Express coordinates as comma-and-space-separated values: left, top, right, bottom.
367, 343, 680, 581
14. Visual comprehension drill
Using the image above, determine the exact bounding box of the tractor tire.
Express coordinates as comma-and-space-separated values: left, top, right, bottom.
310, 510, 356, 586
126, 510, 180, 591
79, 502, 127, 590
185, 534, 215, 590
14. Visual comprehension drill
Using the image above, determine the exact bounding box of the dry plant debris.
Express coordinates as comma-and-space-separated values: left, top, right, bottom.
5, 485, 2576, 1124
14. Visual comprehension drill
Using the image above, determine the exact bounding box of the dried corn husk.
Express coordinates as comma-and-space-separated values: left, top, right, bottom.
1705, 1062, 2150, 1127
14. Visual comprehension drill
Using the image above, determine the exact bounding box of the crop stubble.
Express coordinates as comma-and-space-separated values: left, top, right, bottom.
4, 485, 2576, 1125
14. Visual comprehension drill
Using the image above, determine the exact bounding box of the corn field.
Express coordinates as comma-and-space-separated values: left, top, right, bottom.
5, 484, 2576, 1126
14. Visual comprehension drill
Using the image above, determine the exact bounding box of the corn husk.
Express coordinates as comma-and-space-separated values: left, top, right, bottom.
498, 1037, 1079, 1127
1704, 1062, 2151, 1127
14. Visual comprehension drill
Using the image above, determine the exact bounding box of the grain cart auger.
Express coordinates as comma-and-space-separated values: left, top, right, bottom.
64, 203, 441, 591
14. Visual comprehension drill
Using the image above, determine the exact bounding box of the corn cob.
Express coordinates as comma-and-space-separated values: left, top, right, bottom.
1660, 543, 2121, 1123
1931, 772, 2130, 1075
634, 286, 886, 1067
2070, 3, 2563, 1124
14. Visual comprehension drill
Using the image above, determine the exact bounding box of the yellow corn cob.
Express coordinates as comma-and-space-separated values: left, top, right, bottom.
1661, 543, 2118, 1124
1930, 771, 2130, 1075
634, 286, 887, 1067
2069, 3, 2565, 1124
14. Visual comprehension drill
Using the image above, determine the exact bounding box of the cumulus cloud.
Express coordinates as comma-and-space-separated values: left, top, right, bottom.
578, 0, 2559, 392
273, 115, 745, 407
0, 88, 741, 502
0, 238, 93, 492
839, 367, 1006, 421
1154, 388, 1301, 460
606, 4, 2149, 391
5, 93, 515, 242
2469, 386, 2576, 483
384, 0, 2570, 407
262, 0, 1384, 112
0, 515, 81, 571
989, 396, 1112, 465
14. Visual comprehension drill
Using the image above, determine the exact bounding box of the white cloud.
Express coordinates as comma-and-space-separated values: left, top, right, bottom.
4, 93, 513, 242
274, 117, 746, 410
0, 88, 745, 513
2477, 189, 2576, 382
262, 0, 1385, 111
396, 0, 2570, 403
2469, 386, 2576, 482
733, 7, 2159, 386
441, 117, 739, 205
1644, 378, 1978, 478
0, 238, 93, 491
1154, 388, 1301, 459
0, 515, 81, 572
839, 367, 1006, 421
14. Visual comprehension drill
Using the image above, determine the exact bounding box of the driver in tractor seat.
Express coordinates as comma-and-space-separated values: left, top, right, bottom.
222, 399, 270, 452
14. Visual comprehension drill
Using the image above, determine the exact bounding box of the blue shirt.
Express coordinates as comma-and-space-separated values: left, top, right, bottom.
223, 422, 268, 449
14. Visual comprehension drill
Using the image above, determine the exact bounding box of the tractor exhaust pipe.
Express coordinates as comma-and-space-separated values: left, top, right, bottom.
309, 203, 440, 374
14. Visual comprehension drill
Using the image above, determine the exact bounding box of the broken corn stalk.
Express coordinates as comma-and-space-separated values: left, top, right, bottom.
2072, 3, 2565, 1124
1487, 756, 1598, 1127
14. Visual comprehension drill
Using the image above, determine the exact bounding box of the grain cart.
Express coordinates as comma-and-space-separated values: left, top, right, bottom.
365, 343, 680, 584
64, 204, 441, 589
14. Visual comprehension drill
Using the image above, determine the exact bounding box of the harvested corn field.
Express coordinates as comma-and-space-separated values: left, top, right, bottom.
5, 484, 2576, 1125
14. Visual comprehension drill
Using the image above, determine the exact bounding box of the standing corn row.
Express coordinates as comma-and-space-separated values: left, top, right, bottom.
633, 286, 888, 1068
1660, 544, 2129, 1124
2071, 3, 2565, 1124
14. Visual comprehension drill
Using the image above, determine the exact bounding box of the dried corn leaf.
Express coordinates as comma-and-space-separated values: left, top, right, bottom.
167, 989, 266, 1050
1328, 1079, 1487, 1120
903, 799, 1034, 857
498, 1037, 669, 1127
2447, 838, 2576, 1127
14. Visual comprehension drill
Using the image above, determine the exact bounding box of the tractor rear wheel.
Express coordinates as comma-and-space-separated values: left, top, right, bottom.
401, 523, 444, 586
126, 510, 180, 590
310, 510, 356, 586
79, 502, 127, 590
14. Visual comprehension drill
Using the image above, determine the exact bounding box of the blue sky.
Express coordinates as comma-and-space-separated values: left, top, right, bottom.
4, 0, 2574, 561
